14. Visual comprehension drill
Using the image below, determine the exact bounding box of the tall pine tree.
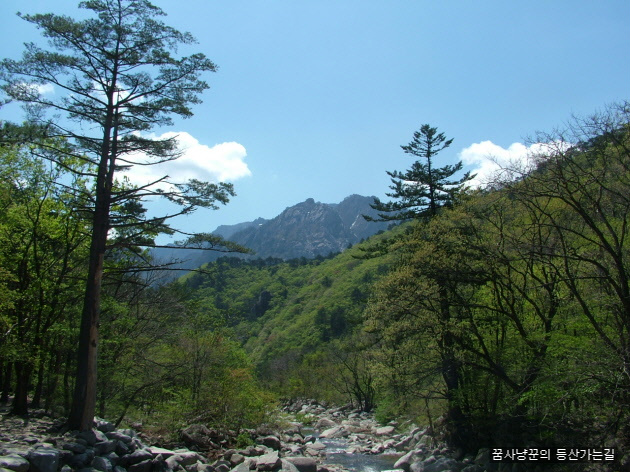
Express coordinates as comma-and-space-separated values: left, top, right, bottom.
367, 124, 473, 221
0, 0, 235, 430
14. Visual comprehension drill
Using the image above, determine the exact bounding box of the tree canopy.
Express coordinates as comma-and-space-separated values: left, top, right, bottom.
0, 0, 238, 429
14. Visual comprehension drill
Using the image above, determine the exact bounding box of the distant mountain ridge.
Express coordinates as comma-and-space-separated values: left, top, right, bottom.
152, 194, 389, 273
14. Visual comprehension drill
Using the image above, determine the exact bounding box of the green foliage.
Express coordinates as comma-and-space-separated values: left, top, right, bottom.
367, 124, 473, 222
180, 232, 397, 404
363, 102, 630, 450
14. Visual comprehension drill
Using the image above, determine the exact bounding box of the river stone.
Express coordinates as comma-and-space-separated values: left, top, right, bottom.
105, 432, 132, 444
0, 448, 30, 459
119, 449, 153, 467
260, 436, 282, 451
230, 454, 245, 467
94, 441, 116, 456
91, 456, 112, 472
95, 419, 116, 434
0, 455, 30, 472
284, 457, 316, 472
27, 447, 60, 472
128, 459, 153, 472
318, 427, 343, 439
375, 426, 396, 436
76, 430, 108, 446
314, 418, 335, 430
394, 451, 421, 472
278, 460, 299, 472
147, 447, 177, 459
306, 442, 326, 452
230, 461, 253, 472
255, 451, 280, 471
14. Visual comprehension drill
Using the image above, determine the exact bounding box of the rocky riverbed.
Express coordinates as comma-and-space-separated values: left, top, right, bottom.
0, 400, 542, 472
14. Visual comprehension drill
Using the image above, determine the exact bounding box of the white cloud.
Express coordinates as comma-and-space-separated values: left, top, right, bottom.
459, 141, 547, 188
122, 131, 251, 188
36, 83, 55, 95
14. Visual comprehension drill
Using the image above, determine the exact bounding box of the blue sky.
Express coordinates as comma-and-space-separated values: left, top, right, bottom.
1, 1, 629, 242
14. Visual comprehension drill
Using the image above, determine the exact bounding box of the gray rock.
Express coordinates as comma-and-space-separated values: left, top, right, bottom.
105, 432, 132, 445
76, 430, 108, 447
94, 441, 117, 456
259, 437, 281, 451
255, 451, 280, 471
318, 427, 344, 439
229, 463, 251, 472
95, 419, 116, 434
27, 447, 59, 472
0, 448, 30, 459
67, 451, 95, 469
61, 442, 87, 454
147, 447, 177, 459
305, 442, 325, 452
115, 441, 131, 457
394, 451, 418, 472
177, 452, 205, 467
375, 426, 396, 436
119, 450, 153, 468
283, 457, 316, 472
314, 418, 335, 430
278, 461, 299, 472
91, 456, 113, 472
0, 455, 30, 472
229, 454, 245, 467
128, 459, 153, 472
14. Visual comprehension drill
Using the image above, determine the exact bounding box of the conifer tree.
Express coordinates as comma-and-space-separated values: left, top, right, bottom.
367, 124, 473, 221
0, 0, 236, 430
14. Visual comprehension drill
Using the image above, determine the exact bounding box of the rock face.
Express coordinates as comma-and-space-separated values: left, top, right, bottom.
216, 195, 390, 261
151, 194, 390, 274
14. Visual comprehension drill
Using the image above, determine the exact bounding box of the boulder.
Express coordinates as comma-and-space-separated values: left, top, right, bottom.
278, 460, 299, 472
118, 449, 153, 468
128, 459, 153, 472
181, 425, 221, 450
283, 457, 316, 472
259, 436, 282, 451
318, 427, 344, 439
91, 456, 113, 472
230, 454, 245, 467
27, 447, 59, 472
255, 452, 280, 471
0, 455, 30, 472
375, 426, 396, 436
147, 447, 177, 459
93, 441, 116, 456
105, 432, 133, 444
75, 430, 108, 447
95, 419, 116, 434
394, 451, 422, 472
314, 418, 336, 430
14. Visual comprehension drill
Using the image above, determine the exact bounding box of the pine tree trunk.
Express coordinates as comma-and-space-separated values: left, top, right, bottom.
67, 102, 115, 431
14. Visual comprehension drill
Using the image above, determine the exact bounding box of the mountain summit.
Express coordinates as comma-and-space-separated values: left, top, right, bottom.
230, 194, 388, 260
152, 195, 389, 273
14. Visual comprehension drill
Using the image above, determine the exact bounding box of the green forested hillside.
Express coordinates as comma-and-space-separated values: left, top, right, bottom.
1, 102, 629, 458
181, 228, 398, 400
179, 104, 630, 451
